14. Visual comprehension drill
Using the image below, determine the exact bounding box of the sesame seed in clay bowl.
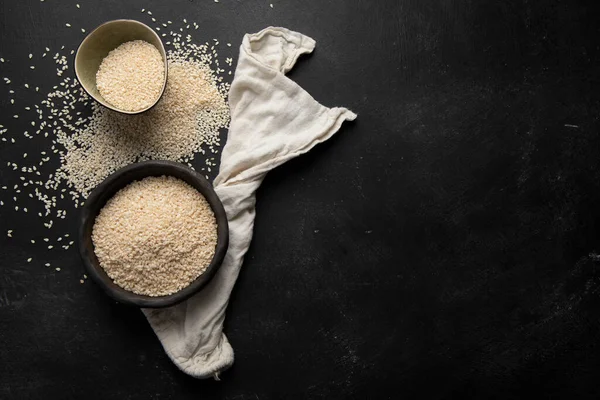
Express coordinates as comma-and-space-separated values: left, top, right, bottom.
78, 160, 229, 308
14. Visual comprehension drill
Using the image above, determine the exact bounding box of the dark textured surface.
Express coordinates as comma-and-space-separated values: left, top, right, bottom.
1, 0, 600, 399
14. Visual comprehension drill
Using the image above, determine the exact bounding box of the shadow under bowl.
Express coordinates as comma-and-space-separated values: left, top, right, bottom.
78, 160, 229, 308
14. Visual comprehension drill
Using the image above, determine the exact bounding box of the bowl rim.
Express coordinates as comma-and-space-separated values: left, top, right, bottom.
78, 160, 229, 308
74, 19, 169, 115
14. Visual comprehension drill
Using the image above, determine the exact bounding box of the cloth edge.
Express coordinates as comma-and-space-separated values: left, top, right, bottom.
163, 333, 234, 380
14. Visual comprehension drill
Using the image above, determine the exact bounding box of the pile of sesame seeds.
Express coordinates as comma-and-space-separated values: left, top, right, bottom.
96, 40, 165, 112
92, 176, 218, 296
58, 56, 229, 196
0, 7, 234, 272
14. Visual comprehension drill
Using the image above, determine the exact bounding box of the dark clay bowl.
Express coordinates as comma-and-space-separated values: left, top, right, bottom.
78, 160, 229, 308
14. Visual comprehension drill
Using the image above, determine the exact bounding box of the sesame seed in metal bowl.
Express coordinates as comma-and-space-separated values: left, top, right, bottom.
78, 160, 229, 308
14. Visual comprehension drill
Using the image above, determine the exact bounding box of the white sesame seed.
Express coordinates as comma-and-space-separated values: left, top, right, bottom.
96, 40, 164, 112
66, 23, 71, 27
4, 18, 230, 257
93, 176, 218, 296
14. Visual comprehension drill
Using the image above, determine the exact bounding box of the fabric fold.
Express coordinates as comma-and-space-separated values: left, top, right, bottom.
144, 26, 357, 379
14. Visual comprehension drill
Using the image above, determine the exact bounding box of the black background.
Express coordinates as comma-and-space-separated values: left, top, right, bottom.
2, 0, 600, 398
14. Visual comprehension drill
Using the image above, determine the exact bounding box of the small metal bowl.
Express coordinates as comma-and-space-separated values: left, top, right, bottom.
78, 161, 229, 308
74, 19, 168, 115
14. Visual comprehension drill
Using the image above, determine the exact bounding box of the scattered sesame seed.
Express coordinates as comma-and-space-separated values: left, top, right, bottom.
55, 267, 61, 271
0, 15, 231, 263
29, 54, 33, 59
65, 23, 71, 27
76, 3, 80, 8
27, 258, 32, 263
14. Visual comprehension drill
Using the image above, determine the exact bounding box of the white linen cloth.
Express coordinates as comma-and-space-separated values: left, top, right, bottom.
143, 27, 357, 379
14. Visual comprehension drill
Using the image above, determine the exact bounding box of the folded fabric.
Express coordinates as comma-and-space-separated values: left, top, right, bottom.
144, 26, 357, 379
